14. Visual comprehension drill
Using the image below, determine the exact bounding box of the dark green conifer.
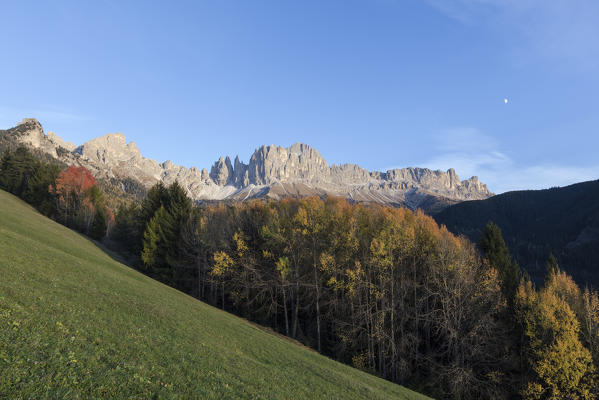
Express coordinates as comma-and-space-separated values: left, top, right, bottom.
89, 207, 108, 240
0, 146, 36, 196
141, 204, 176, 283
111, 203, 143, 255
166, 181, 192, 223
545, 253, 560, 280
479, 221, 521, 302
22, 162, 60, 216
139, 182, 170, 226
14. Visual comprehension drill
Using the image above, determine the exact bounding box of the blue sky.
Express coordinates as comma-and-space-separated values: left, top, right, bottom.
1, 0, 598, 193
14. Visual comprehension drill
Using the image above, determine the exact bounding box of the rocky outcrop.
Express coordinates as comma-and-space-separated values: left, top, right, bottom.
8, 119, 76, 157
74, 133, 142, 166
247, 143, 331, 185
210, 156, 233, 186
6, 118, 494, 212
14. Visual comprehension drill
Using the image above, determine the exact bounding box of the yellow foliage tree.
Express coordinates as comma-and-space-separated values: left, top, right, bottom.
516, 279, 596, 399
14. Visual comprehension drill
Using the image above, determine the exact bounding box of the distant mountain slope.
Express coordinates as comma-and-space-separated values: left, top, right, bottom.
434, 180, 599, 286
0, 189, 427, 399
2, 118, 492, 212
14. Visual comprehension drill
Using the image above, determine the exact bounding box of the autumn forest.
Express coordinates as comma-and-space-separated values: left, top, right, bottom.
2, 146, 599, 399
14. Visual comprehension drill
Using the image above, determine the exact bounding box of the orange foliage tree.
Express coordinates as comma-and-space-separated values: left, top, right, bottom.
54, 166, 98, 230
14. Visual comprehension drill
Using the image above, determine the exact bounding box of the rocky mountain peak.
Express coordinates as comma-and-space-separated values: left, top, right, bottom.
9, 118, 76, 156
210, 156, 234, 186
17, 118, 43, 129
287, 142, 315, 156
74, 133, 142, 165
46, 132, 77, 151
14, 118, 45, 147
247, 143, 330, 185
6, 120, 494, 212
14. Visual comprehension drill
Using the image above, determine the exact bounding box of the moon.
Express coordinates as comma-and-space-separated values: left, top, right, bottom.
504, 98, 509, 104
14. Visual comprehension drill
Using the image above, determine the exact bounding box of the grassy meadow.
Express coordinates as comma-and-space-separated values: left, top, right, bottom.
0, 189, 428, 399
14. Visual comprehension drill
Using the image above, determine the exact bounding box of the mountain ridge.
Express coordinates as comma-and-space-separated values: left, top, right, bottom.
434, 179, 599, 286
3, 118, 493, 212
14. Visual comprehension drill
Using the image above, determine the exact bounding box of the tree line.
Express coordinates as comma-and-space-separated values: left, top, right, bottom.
109, 181, 599, 399
0, 146, 111, 239
2, 147, 598, 399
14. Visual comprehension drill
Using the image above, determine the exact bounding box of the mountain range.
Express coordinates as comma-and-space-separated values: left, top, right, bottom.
2, 118, 493, 212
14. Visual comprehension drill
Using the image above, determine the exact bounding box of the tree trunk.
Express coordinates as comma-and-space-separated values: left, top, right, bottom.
293, 281, 300, 338
221, 281, 225, 310
282, 285, 289, 336
313, 239, 321, 353
391, 268, 396, 381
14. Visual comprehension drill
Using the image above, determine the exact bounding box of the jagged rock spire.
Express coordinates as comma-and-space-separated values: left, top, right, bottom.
4, 119, 493, 211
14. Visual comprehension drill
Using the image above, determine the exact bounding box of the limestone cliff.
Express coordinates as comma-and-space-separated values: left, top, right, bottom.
4, 119, 493, 212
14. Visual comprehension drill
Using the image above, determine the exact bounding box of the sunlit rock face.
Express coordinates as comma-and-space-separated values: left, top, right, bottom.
7, 119, 493, 212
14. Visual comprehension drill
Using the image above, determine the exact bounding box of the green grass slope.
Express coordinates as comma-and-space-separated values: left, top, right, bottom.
0, 190, 428, 399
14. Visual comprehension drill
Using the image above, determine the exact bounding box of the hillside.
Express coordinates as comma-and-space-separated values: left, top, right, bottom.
0, 189, 428, 399
434, 179, 599, 286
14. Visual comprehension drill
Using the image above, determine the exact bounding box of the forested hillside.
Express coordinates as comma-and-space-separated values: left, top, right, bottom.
434, 180, 599, 285
0, 189, 427, 399
3, 144, 599, 399
106, 181, 599, 399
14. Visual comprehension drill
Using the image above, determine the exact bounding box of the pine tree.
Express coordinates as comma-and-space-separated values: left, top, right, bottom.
136, 181, 192, 286
111, 203, 143, 255
22, 162, 60, 216
545, 253, 560, 280
164, 181, 192, 286
479, 221, 520, 302
166, 181, 192, 223
0, 146, 37, 196
89, 206, 107, 240
141, 205, 176, 283
139, 182, 170, 226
